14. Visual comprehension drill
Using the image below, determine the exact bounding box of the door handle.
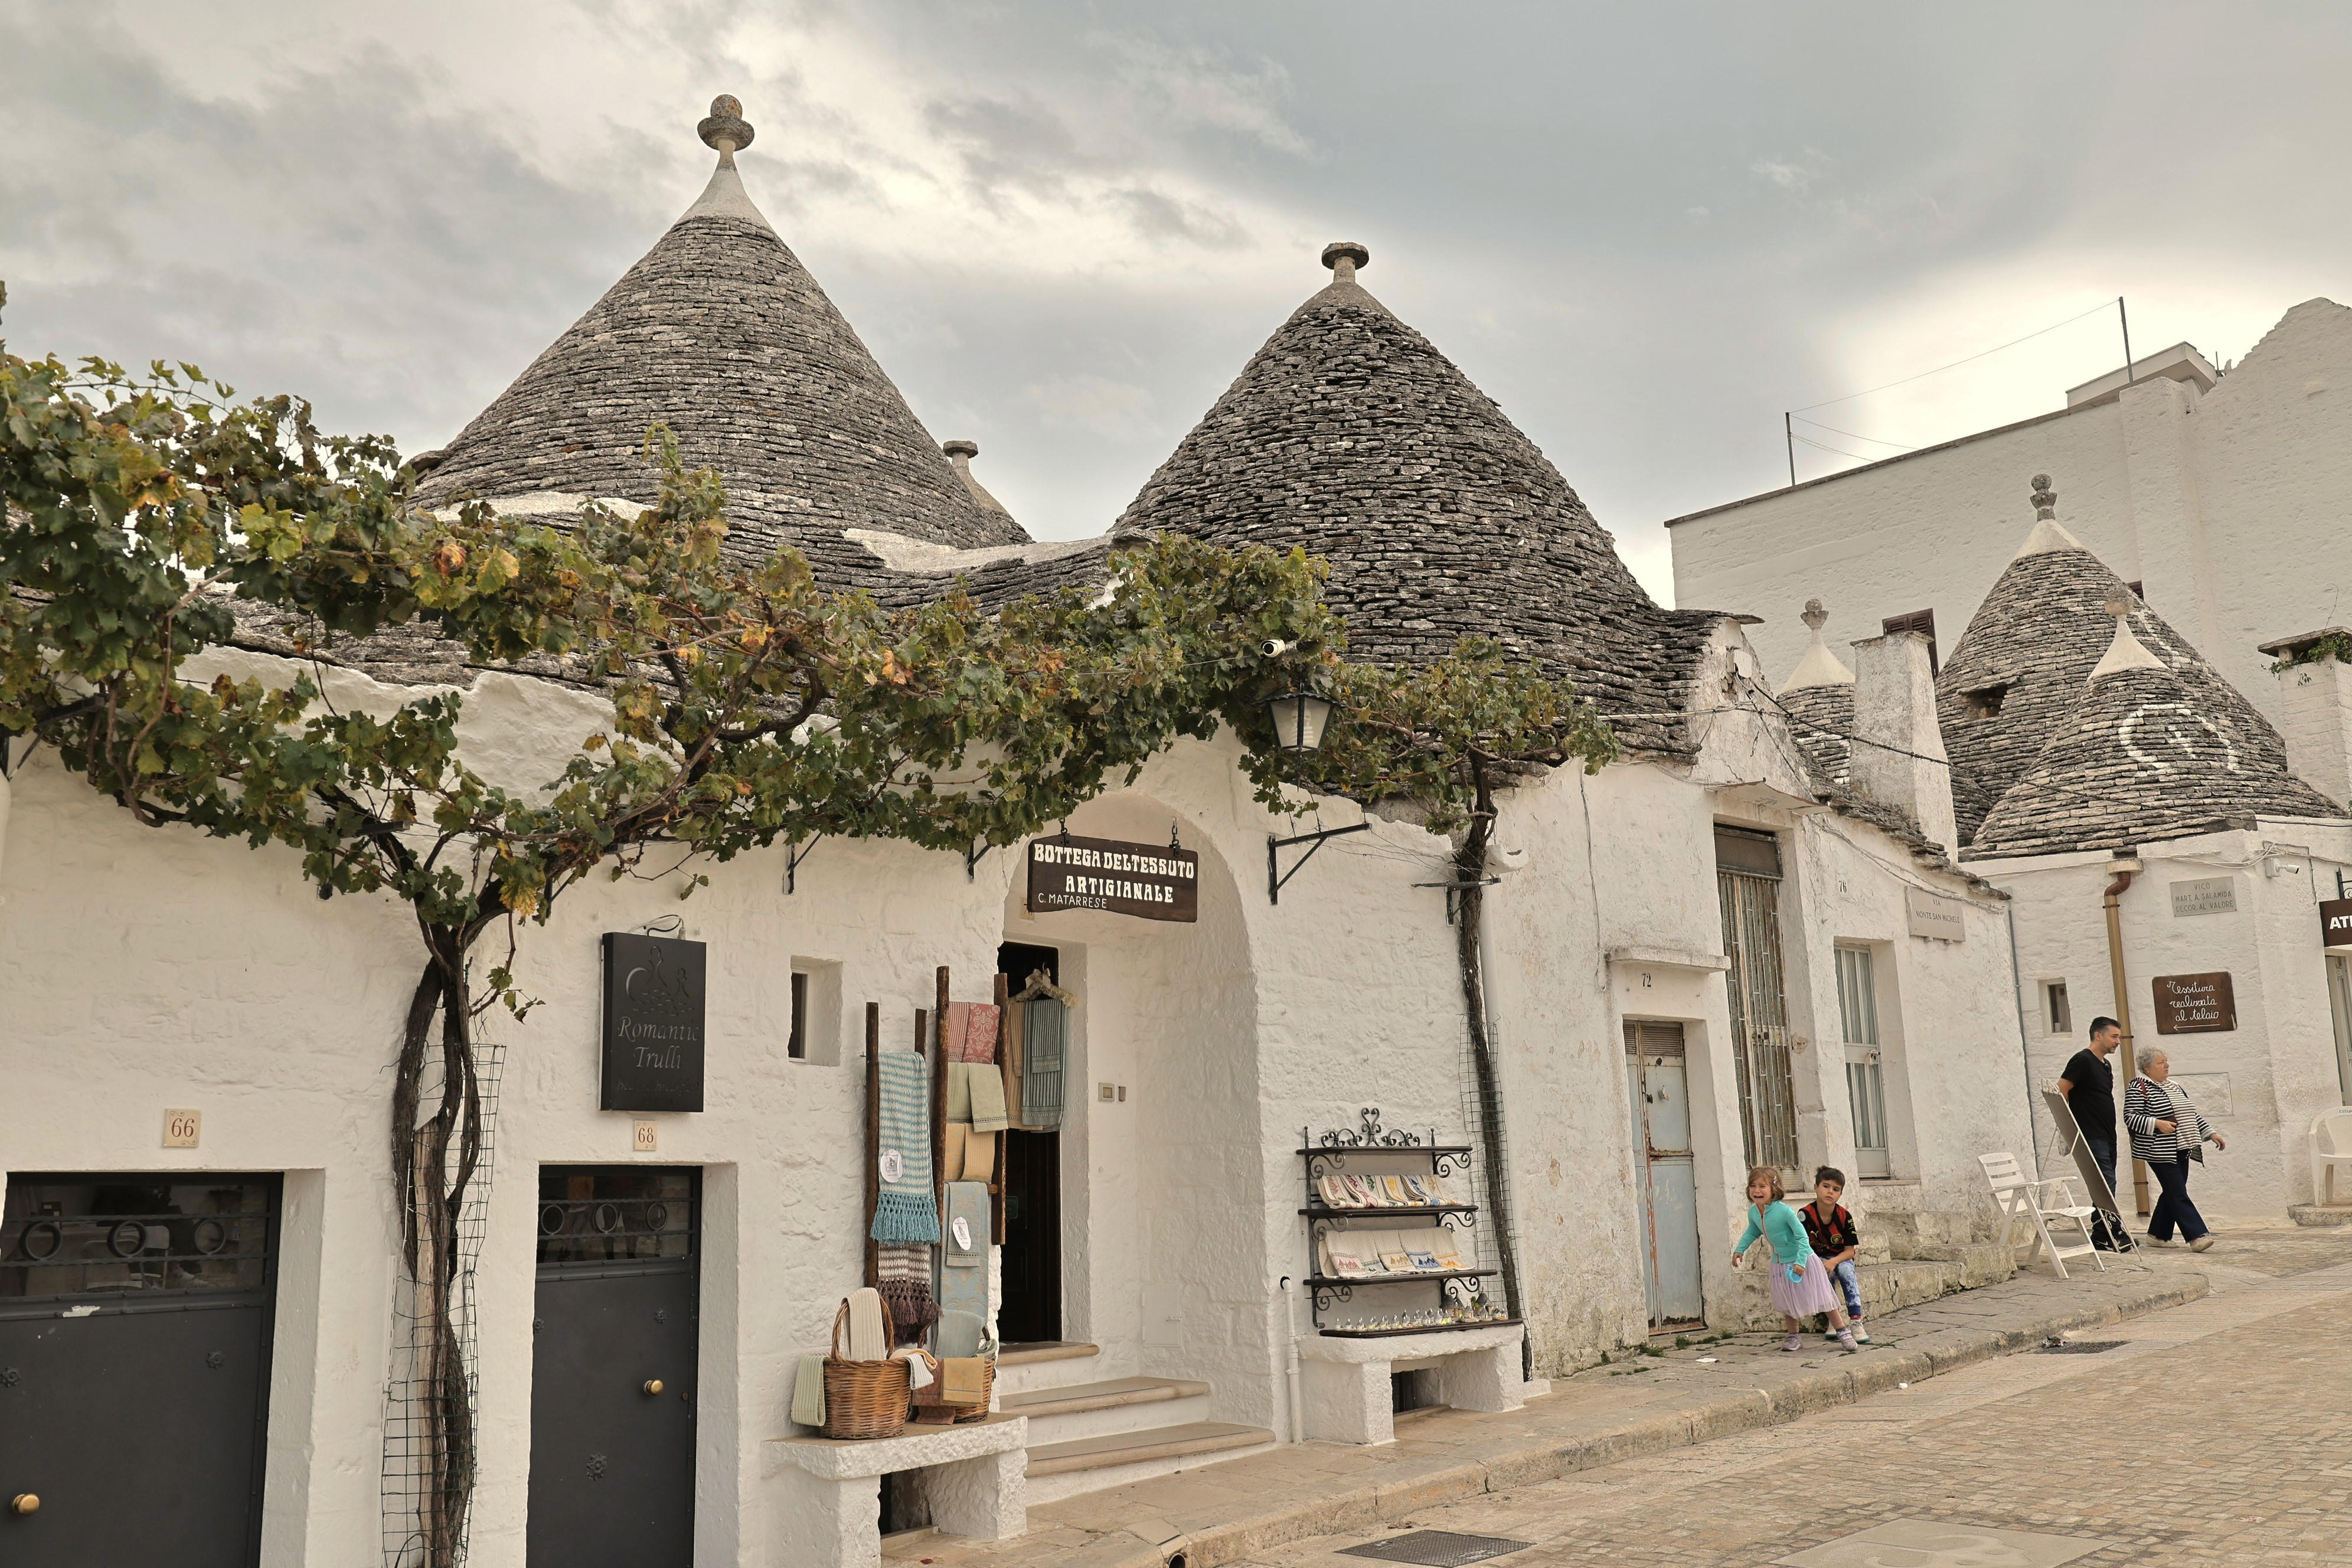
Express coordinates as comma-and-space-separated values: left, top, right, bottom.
642, 1378, 664, 1396
8, 1494, 35, 1516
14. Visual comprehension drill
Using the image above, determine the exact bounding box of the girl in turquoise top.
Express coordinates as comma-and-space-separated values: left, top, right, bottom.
1733, 1165, 1857, 1353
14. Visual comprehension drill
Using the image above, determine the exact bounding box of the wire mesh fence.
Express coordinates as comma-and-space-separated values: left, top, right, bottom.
381, 1041, 504, 1568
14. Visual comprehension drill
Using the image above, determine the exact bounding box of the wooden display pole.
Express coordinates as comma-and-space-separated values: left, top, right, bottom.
933, 964, 952, 1219
991, 970, 1010, 1243
862, 1001, 880, 1291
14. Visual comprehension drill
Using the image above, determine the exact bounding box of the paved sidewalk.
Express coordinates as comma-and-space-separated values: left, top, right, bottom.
898, 1246, 2227, 1568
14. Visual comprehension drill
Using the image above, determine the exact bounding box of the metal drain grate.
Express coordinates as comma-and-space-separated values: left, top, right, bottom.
1340, 1530, 1534, 1566
2034, 1339, 2126, 1354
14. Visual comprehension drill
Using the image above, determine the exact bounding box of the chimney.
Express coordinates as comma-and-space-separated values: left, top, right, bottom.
1848, 629, 1958, 853
2257, 628, 2352, 808
940, 439, 1014, 521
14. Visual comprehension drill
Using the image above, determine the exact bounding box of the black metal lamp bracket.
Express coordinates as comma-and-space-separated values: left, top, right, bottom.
1267, 822, 1370, 904
783, 835, 819, 895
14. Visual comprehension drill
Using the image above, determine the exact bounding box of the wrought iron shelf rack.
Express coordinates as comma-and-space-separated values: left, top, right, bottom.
1297, 1108, 1509, 1335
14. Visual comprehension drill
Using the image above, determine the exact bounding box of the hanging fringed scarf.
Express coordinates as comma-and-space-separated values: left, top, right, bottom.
871, 1049, 940, 1244
874, 1244, 938, 1342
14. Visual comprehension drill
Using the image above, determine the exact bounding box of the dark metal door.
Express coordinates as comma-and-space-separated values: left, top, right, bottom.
0, 1174, 279, 1566
528, 1167, 699, 1568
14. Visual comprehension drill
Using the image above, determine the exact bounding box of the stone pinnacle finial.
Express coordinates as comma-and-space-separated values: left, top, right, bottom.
942, 439, 979, 459
698, 95, 755, 165
2030, 472, 2056, 520
1322, 241, 1370, 285
1801, 597, 1829, 632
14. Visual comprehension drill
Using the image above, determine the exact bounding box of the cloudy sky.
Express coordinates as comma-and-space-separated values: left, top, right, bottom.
4, 1, 2346, 600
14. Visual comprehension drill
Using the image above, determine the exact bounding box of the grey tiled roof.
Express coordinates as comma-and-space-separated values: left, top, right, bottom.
1774, 682, 1854, 793
1938, 541, 2288, 845
416, 161, 1026, 586
1965, 662, 2346, 859
1110, 268, 1724, 756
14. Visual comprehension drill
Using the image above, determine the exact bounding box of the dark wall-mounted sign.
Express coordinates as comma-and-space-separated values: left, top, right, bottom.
600, 933, 707, 1112
1027, 833, 1198, 923
2151, 970, 2237, 1035
2324, 897, 2352, 952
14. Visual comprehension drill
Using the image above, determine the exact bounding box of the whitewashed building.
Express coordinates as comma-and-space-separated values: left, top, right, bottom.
1665, 299, 2352, 737
1, 100, 2039, 1566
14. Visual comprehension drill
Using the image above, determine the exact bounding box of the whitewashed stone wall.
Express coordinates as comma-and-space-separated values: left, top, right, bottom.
0, 633, 2044, 1558
1667, 298, 2352, 728
1993, 826, 2352, 1221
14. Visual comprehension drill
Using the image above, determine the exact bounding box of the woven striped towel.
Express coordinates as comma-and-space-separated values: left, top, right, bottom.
872, 1050, 940, 1244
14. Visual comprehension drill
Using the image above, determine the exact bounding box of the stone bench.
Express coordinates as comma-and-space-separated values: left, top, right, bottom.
1296, 1323, 1537, 1445
766, 1413, 1027, 1567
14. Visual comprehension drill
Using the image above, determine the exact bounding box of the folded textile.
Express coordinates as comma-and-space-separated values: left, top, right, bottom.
892, 1345, 936, 1390
945, 1060, 972, 1122
872, 1050, 940, 1244
935, 1355, 990, 1406
844, 1287, 888, 1362
940, 1001, 972, 1061
936, 1307, 987, 1360
942, 1121, 969, 1181
874, 1243, 937, 1341
963, 1127, 998, 1181
942, 1181, 989, 1267
791, 1354, 827, 1427
1019, 996, 1067, 1130
961, 1004, 1000, 1064
963, 1061, 1010, 1134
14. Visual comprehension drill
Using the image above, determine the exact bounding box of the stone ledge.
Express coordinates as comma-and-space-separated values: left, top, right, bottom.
1296, 1323, 1523, 1364
767, 1413, 1026, 1481
2288, 1203, 2352, 1227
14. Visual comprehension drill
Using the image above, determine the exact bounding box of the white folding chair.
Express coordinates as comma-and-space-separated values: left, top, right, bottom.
1979, 1151, 2105, 1280
2311, 1108, 2352, 1206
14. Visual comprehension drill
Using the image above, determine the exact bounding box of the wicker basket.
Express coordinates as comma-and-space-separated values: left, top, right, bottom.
913, 1337, 997, 1424
819, 1295, 910, 1442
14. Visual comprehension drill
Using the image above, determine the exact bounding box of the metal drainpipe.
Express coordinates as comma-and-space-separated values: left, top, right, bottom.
2102, 861, 2151, 1215
2004, 904, 2042, 1172
1469, 871, 1533, 1383
1276, 1276, 1304, 1443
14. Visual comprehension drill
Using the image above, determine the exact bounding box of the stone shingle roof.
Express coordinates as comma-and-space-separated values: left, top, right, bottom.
1775, 682, 1853, 793
1110, 249, 1724, 756
1965, 658, 2346, 859
1937, 503, 2288, 845
416, 138, 1025, 586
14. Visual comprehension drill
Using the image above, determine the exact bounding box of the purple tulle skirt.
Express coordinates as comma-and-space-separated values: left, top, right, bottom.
1768, 1255, 1841, 1317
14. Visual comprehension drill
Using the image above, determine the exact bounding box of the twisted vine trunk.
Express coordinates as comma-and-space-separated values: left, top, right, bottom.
392, 927, 485, 1568
1452, 763, 1529, 1374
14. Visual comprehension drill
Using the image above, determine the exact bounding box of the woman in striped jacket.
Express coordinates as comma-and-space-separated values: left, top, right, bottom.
2124, 1048, 2226, 1252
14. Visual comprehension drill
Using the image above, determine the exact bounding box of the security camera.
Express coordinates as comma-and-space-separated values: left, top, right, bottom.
1260, 638, 1294, 658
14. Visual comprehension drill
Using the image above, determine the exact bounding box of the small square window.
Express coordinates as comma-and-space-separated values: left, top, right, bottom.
1960, 684, 2008, 720
2045, 981, 2072, 1035
788, 971, 809, 1060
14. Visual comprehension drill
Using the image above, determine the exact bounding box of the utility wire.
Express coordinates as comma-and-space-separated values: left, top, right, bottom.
1792, 300, 2119, 413
1790, 415, 1916, 452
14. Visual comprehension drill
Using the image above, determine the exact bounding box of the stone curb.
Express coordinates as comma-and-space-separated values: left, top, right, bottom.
1070, 1272, 2206, 1568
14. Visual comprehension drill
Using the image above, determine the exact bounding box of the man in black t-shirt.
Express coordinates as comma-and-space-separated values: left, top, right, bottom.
2058, 1017, 2129, 1250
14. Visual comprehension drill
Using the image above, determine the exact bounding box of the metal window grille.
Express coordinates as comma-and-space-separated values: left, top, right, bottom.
1717, 867, 1799, 1173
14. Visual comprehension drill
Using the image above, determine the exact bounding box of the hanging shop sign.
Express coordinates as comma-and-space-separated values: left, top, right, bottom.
2151, 971, 2236, 1035
1904, 886, 1966, 942
2323, 897, 2352, 952
2168, 877, 2239, 917
600, 932, 707, 1112
1027, 833, 1198, 923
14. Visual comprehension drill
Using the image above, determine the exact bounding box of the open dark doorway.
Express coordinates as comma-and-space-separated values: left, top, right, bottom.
996, 940, 1063, 1347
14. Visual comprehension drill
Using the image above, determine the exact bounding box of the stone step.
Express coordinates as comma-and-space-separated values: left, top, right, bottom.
999, 1376, 1211, 1443
2289, 1203, 2352, 1227
992, 1341, 1100, 1397
1886, 1240, 2017, 1288
1023, 1420, 1278, 1506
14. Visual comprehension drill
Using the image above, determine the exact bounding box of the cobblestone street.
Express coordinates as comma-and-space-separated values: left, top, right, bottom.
1244, 1231, 2352, 1568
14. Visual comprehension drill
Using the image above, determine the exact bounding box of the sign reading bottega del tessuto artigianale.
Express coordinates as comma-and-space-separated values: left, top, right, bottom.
1027, 832, 1198, 923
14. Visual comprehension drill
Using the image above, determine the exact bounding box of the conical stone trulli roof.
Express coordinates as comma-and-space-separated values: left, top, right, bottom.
1936, 476, 2286, 844
1113, 243, 1722, 756
419, 97, 1026, 583
1967, 619, 2345, 860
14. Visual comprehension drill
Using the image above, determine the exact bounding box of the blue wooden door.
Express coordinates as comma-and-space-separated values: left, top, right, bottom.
1626, 1024, 1704, 1327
